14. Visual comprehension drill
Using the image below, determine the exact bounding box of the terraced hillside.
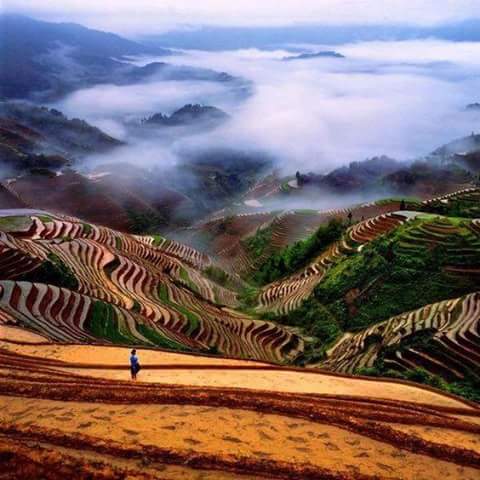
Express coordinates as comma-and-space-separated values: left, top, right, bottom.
180, 200, 403, 277
1, 328, 479, 479
1, 187, 480, 478
0, 212, 302, 363
256, 211, 420, 315
252, 191, 479, 317
247, 189, 480, 398
322, 292, 480, 384
423, 187, 480, 218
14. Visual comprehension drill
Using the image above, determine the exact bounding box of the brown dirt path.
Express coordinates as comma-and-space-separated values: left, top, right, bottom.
0, 338, 471, 409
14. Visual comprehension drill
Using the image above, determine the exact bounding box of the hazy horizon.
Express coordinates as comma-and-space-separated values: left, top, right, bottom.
3, 1, 480, 36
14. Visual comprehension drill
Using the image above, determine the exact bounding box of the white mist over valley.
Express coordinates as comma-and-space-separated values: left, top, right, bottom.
51, 39, 480, 173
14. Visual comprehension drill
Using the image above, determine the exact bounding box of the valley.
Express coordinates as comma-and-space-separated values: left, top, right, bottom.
1, 9, 480, 479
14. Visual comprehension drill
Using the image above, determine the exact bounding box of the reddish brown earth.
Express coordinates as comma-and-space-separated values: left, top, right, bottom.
1, 330, 479, 479
7, 171, 133, 231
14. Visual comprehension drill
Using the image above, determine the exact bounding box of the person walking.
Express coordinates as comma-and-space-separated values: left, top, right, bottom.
130, 349, 141, 380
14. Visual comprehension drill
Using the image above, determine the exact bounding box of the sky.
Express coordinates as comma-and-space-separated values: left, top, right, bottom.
3, 0, 480, 35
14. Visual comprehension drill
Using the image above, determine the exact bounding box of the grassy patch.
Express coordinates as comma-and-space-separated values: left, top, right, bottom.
424, 194, 480, 218
179, 267, 198, 293
375, 197, 421, 207
238, 284, 260, 310
137, 324, 189, 351
251, 219, 345, 285
311, 217, 479, 331
81, 223, 92, 235
203, 265, 237, 291
0, 216, 31, 232
242, 225, 273, 259
158, 283, 200, 335
151, 234, 167, 247
86, 301, 135, 344
18, 253, 79, 290
264, 299, 341, 364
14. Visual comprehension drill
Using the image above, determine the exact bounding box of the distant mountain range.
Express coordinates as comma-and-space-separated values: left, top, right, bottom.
466, 103, 480, 111
0, 101, 123, 158
294, 131, 480, 196
0, 100, 124, 177
142, 19, 480, 50
0, 14, 248, 100
142, 104, 229, 128
282, 51, 345, 61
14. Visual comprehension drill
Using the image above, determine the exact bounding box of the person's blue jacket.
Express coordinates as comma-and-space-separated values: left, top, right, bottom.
130, 354, 139, 368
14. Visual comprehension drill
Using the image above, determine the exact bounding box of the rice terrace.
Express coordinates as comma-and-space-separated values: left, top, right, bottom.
2, 2, 480, 478
1, 185, 479, 479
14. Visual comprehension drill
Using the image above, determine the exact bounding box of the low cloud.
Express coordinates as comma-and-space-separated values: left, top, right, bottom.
51, 39, 480, 174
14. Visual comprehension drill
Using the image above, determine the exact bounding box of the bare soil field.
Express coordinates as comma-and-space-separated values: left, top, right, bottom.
1, 331, 479, 479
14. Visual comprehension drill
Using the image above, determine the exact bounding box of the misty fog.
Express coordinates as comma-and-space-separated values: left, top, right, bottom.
51, 39, 480, 174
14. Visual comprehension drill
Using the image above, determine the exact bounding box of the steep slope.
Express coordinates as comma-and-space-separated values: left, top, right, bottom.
0, 14, 168, 99
0, 101, 123, 159
182, 200, 405, 278
0, 15, 249, 101
0, 211, 302, 362
256, 210, 419, 315
322, 292, 480, 399
225, 194, 480, 402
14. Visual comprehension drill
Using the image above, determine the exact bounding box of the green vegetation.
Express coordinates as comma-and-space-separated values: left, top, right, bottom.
242, 225, 273, 259
313, 217, 478, 330
18, 253, 79, 290
126, 209, 167, 234
137, 324, 189, 351
179, 267, 199, 293
86, 301, 135, 344
158, 283, 200, 335
151, 234, 167, 247
269, 216, 480, 361
356, 329, 480, 402
0, 216, 32, 232
426, 194, 480, 218
204, 265, 229, 284
252, 219, 345, 285
265, 299, 341, 363
375, 197, 421, 207
280, 179, 294, 193
238, 284, 260, 310
86, 299, 189, 351
131, 299, 141, 313
204, 265, 237, 291
81, 222, 92, 235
